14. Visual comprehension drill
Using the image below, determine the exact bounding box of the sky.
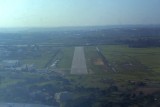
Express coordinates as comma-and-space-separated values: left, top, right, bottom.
0, 0, 160, 27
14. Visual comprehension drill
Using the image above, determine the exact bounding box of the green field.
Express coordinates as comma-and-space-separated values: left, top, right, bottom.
15, 47, 61, 69
22, 52, 53, 69
99, 45, 160, 81
57, 47, 74, 70
100, 45, 160, 70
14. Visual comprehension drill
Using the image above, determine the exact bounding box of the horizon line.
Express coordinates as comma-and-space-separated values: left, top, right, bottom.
0, 24, 160, 29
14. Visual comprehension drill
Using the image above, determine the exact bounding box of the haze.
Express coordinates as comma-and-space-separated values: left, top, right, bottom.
0, 0, 160, 27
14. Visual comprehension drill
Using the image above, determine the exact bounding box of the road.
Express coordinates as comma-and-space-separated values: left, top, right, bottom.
71, 47, 88, 74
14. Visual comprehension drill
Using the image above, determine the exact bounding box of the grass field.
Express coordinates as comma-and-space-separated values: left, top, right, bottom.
100, 45, 160, 71
22, 53, 53, 69
57, 47, 74, 70
21, 47, 75, 69
99, 45, 160, 81
21, 47, 60, 69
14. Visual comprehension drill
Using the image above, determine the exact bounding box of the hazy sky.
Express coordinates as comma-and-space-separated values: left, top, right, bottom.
0, 0, 160, 27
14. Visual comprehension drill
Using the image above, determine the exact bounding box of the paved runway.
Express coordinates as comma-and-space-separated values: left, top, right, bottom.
71, 47, 88, 74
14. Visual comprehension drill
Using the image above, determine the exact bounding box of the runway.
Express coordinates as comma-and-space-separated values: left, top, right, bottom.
71, 47, 88, 74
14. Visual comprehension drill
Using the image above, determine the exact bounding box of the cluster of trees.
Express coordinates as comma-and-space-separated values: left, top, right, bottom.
124, 38, 160, 48
1, 27, 160, 47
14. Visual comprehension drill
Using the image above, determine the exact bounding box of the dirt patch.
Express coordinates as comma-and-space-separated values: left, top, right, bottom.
134, 87, 160, 95
94, 58, 104, 65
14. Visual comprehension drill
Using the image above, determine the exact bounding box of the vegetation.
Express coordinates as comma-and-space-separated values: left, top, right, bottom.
0, 26, 160, 107
57, 47, 74, 70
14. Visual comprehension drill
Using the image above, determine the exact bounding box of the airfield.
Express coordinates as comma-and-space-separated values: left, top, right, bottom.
0, 27, 160, 106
